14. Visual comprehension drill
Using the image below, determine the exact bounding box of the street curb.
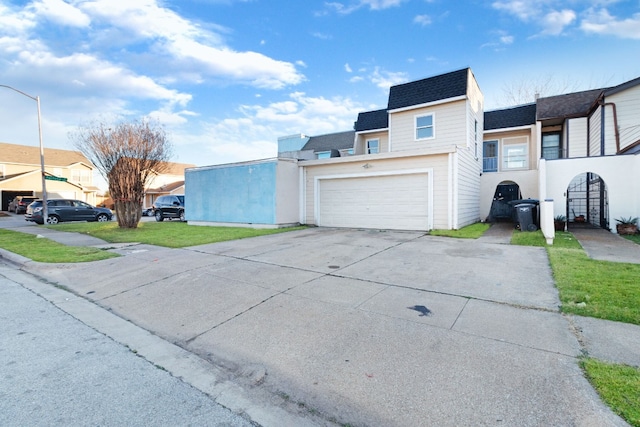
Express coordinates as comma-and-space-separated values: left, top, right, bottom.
5, 266, 319, 427
0, 247, 33, 267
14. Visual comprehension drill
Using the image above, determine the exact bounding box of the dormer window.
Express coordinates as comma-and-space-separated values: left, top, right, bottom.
415, 114, 435, 140
366, 139, 379, 154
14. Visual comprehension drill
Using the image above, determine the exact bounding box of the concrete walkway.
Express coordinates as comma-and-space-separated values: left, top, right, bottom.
1, 216, 638, 426
571, 226, 640, 264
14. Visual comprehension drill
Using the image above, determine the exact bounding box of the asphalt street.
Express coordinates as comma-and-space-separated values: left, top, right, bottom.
0, 261, 254, 427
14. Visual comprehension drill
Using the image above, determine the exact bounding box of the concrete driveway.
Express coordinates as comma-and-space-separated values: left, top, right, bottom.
17, 227, 626, 426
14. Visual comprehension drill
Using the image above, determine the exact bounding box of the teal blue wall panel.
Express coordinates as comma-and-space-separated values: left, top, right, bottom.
185, 161, 277, 224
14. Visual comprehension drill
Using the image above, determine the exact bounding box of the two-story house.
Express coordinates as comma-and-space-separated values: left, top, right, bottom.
0, 142, 100, 210
301, 68, 483, 231
186, 67, 640, 235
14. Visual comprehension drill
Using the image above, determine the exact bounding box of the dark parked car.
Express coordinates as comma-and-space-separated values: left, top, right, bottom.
152, 195, 185, 222
25, 199, 113, 225
9, 196, 38, 214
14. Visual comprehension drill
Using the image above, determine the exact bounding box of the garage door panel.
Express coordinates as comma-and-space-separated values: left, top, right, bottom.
318, 174, 429, 231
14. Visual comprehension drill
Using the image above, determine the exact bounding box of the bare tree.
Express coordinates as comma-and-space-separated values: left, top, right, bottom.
498, 74, 582, 107
73, 119, 172, 228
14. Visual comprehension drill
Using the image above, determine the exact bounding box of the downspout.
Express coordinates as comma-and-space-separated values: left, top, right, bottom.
598, 99, 620, 154
448, 153, 453, 229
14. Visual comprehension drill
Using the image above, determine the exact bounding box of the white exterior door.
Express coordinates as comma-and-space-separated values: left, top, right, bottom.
317, 172, 430, 231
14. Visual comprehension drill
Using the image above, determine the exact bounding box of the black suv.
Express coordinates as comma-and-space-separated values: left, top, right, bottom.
25, 199, 113, 224
152, 195, 185, 222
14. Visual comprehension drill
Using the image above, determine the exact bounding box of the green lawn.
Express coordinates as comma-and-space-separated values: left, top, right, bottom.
581, 358, 640, 427
623, 234, 640, 245
429, 222, 491, 238
512, 230, 640, 325
0, 229, 118, 263
45, 221, 306, 248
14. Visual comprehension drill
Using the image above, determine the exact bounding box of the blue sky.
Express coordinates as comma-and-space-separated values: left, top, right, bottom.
1, 0, 639, 184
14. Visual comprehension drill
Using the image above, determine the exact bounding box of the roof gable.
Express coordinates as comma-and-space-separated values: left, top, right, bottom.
387, 68, 469, 111
354, 109, 389, 132
536, 88, 604, 121
605, 75, 640, 97
484, 104, 536, 131
302, 131, 355, 152
0, 142, 92, 167
151, 161, 196, 175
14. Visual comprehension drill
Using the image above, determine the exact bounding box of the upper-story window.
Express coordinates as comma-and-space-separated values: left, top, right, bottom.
317, 151, 331, 159
542, 133, 562, 160
367, 139, 379, 154
415, 114, 435, 140
72, 169, 91, 184
502, 136, 529, 170
483, 140, 498, 172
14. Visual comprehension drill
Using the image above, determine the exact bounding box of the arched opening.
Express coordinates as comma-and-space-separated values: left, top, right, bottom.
488, 181, 521, 222
566, 172, 609, 230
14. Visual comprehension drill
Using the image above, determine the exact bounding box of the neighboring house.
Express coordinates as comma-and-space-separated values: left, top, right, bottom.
143, 161, 195, 208
0, 142, 100, 210
278, 131, 355, 160
538, 79, 640, 230
186, 68, 640, 235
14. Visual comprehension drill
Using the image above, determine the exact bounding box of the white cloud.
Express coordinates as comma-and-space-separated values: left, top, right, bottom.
500, 35, 514, 44
193, 92, 366, 164
0, 4, 35, 34
32, 0, 91, 28
481, 30, 514, 50
77, 0, 305, 88
370, 67, 408, 89
413, 14, 432, 26
324, 0, 406, 15
581, 8, 640, 39
491, 1, 535, 21
361, 0, 406, 10
312, 32, 332, 40
541, 9, 576, 35
345, 63, 353, 73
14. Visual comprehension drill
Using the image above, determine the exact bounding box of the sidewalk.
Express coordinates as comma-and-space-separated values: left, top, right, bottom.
571, 226, 640, 264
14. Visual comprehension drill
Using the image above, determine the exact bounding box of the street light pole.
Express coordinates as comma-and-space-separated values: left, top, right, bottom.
0, 85, 48, 223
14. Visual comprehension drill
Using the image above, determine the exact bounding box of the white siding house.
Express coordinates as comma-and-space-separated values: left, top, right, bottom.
185, 68, 640, 236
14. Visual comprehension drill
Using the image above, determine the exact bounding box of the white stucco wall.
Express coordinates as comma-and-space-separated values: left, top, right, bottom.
545, 155, 640, 232
275, 158, 301, 225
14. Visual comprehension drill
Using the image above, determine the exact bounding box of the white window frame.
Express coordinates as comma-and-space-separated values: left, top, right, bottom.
502, 141, 529, 170
366, 138, 379, 154
415, 113, 435, 140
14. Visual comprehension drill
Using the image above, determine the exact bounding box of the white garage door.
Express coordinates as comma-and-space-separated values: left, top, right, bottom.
318, 173, 430, 231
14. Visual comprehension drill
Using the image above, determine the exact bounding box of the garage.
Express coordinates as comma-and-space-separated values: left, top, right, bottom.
317, 171, 431, 231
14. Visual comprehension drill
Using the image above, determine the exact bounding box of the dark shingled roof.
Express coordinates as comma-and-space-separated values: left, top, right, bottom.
484, 104, 536, 131
354, 109, 388, 132
605, 76, 640, 97
387, 68, 469, 111
536, 88, 604, 121
302, 130, 355, 152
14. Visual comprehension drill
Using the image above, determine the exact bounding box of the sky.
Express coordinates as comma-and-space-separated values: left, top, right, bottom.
1, 0, 639, 190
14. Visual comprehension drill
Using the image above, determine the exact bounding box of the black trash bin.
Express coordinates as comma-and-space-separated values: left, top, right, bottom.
514, 203, 538, 231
